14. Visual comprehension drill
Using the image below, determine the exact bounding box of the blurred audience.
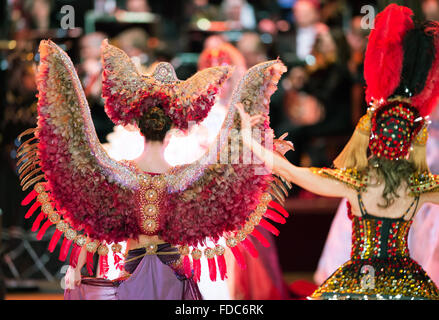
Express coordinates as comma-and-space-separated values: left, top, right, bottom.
345, 15, 369, 126
275, 0, 322, 66
275, 23, 352, 170
77, 31, 114, 143
236, 31, 267, 67
422, 0, 439, 20
221, 0, 257, 30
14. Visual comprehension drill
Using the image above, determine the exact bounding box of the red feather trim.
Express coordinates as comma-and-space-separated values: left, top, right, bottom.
99, 255, 109, 279
182, 255, 192, 279
31, 211, 46, 232
86, 251, 94, 276
268, 201, 289, 218
412, 22, 439, 116
264, 209, 286, 224
364, 4, 414, 103
207, 257, 217, 282
59, 237, 72, 261
37, 220, 52, 240
216, 254, 227, 280
251, 228, 270, 247
259, 218, 280, 236
25, 201, 41, 219
230, 245, 246, 269
48, 229, 62, 252
69, 244, 82, 268
193, 258, 201, 282
240, 238, 259, 258
22, 190, 37, 206
113, 252, 124, 271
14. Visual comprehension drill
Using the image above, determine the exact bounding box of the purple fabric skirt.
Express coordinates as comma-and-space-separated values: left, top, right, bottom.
64, 244, 202, 300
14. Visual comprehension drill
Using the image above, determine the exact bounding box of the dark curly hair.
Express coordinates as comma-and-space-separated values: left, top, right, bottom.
138, 105, 173, 142
368, 156, 417, 208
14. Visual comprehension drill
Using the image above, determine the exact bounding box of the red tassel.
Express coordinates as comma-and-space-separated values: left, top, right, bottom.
48, 229, 62, 252
240, 238, 259, 258
86, 251, 94, 276
22, 190, 37, 206
193, 258, 201, 282
37, 220, 52, 240
230, 245, 246, 269
59, 237, 72, 262
264, 209, 286, 224
113, 252, 124, 271
25, 201, 41, 219
207, 257, 217, 282
31, 211, 46, 232
69, 244, 82, 268
259, 218, 280, 236
216, 254, 227, 280
182, 255, 192, 279
251, 228, 270, 247
269, 201, 289, 218
99, 255, 109, 279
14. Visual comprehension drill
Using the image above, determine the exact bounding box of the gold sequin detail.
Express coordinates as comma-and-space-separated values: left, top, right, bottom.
310, 167, 368, 191
134, 165, 168, 236
311, 215, 439, 300
356, 113, 371, 134
409, 171, 439, 194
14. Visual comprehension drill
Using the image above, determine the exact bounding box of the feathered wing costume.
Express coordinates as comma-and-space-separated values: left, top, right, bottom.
309, 4, 439, 300
16, 39, 290, 285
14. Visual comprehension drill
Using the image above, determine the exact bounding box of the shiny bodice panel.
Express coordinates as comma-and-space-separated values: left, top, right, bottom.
350, 215, 412, 260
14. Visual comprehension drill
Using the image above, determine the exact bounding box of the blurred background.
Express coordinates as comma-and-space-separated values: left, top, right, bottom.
0, 0, 435, 299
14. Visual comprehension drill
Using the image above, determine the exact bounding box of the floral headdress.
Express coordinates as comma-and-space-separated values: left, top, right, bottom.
101, 39, 231, 131
334, 4, 439, 172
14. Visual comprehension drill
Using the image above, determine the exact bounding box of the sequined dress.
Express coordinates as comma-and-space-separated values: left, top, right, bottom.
310, 195, 439, 300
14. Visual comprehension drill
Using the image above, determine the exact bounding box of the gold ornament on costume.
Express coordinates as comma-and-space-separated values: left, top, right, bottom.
97, 245, 109, 256
133, 163, 168, 236
413, 126, 428, 146
191, 248, 202, 260
356, 113, 372, 134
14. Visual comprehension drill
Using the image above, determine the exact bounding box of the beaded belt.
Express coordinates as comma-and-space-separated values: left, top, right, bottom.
123, 243, 179, 264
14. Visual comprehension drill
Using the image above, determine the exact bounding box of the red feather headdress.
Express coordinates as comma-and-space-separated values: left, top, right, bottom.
335, 4, 439, 170
364, 4, 438, 161
101, 40, 231, 131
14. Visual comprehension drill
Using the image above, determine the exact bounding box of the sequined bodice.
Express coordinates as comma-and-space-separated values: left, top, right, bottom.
122, 160, 169, 236
350, 215, 412, 260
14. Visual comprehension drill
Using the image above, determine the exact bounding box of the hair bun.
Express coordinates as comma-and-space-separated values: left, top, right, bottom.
138, 105, 173, 141
147, 117, 165, 131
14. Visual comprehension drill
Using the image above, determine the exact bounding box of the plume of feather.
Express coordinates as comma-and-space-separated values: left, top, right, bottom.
364, 4, 414, 103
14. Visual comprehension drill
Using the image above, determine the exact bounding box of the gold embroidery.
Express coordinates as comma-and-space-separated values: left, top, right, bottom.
310, 167, 368, 191
409, 172, 439, 194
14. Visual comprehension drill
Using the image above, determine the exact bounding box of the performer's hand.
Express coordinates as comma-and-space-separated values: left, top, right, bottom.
274, 133, 294, 156
64, 266, 82, 290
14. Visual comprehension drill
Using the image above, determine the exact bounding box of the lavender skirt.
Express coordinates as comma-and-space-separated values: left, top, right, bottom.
64, 244, 202, 300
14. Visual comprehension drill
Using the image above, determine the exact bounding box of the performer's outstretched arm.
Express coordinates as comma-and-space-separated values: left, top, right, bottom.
237, 103, 356, 200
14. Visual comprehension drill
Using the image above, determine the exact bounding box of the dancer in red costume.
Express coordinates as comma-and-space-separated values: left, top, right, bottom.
315, 107, 439, 287
237, 4, 439, 300
16, 38, 290, 299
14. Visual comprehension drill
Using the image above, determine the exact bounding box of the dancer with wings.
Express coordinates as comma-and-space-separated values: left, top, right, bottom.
237, 4, 439, 300
15, 39, 290, 299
